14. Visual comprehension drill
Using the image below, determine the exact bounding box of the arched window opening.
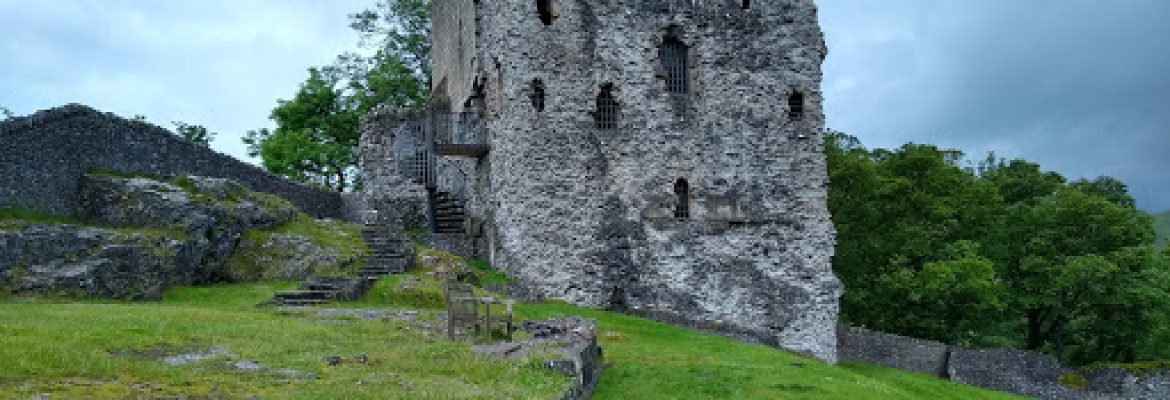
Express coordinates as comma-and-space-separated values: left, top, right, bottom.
595, 84, 618, 129
788, 91, 805, 120
537, 0, 556, 26
742, 0, 751, 9
674, 178, 690, 219
659, 37, 689, 94
530, 79, 546, 112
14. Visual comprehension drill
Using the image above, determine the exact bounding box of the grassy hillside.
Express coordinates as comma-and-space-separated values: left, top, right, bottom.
0, 250, 1027, 399
0, 283, 568, 399
1154, 210, 1170, 249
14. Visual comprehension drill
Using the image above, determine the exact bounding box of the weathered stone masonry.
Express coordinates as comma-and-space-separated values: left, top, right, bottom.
362, 0, 842, 362
0, 105, 341, 219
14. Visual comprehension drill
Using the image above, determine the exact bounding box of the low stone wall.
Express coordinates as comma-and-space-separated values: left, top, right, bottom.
836, 325, 949, 377
838, 326, 1170, 400
0, 104, 341, 218
947, 348, 1083, 400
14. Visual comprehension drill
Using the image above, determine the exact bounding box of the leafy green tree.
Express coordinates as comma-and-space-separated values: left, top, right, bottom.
246, 0, 430, 191
883, 241, 1004, 345
1070, 176, 1137, 209
172, 121, 215, 147
828, 132, 1169, 365
978, 156, 1066, 205
245, 68, 359, 191
827, 132, 1005, 342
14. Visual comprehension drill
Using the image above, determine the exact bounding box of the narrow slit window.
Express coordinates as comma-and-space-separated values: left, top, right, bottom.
531, 79, 546, 112
674, 178, 690, 219
596, 84, 618, 129
788, 91, 805, 120
660, 38, 689, 94
537, 0, 555, 26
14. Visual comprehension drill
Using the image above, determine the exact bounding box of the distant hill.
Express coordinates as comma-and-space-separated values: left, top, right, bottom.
1155, 210, 1170, 250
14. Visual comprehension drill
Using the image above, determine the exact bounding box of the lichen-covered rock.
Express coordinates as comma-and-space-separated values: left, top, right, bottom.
0, 223, 184, 299
228, 232, 363, 281
1, 174, 348, 299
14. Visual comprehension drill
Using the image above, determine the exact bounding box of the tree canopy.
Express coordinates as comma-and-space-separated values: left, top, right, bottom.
245, 0, 431, 192
827, 130, 1170, 365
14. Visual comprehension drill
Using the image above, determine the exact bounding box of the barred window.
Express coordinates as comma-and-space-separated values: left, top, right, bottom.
531, 79, 546, 112
596, 84, 618, 130
660, 38, 689, 94
674, 178, 690, 219
788, 91, 804, 120
537, 0, 555, 26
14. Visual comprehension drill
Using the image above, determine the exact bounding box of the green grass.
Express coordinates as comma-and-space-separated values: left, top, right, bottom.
0, 283, 568, 399
360, 248, 1024, 399
513, 302, 1024, 400
0, 246, 1027, 399
0, 207, 82, 226
467, 259, 512, 286
1154, 210, 1170, 250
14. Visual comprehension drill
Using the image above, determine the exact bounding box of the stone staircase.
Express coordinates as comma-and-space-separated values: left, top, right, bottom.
433, 190, 465, 234
270, 226, 413, 306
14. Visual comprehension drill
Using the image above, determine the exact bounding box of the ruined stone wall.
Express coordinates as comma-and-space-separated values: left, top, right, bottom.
0, 105, 341, 218
837, 325, 950, 377
459, 0, 841, 362
430, 0, 480, 112
357, 106, 429, 228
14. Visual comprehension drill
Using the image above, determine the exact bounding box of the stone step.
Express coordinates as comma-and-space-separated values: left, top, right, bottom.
277, 298, 332, 306
299, 282, 340, 291
361, 266, 404, 273
274, 290, 337, 301
370, 252, 407, 258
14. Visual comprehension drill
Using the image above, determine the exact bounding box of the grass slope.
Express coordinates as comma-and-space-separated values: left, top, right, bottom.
1154, 210, 1170, 250
0, 248, 1026, 399
519, 302, 1023, 400
0, 283, 567, 399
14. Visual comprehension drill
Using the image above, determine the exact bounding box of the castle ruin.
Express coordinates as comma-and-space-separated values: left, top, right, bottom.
359, 0, 842, 362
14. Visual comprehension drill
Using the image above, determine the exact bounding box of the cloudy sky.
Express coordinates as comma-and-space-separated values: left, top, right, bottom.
1, 1, 1167, 211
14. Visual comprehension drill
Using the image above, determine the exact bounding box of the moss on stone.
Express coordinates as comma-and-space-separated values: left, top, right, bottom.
1058, 372, 1088, 389
225, 213, 368, 281
1082, 361, 1170, 377
0, 207, 82, 226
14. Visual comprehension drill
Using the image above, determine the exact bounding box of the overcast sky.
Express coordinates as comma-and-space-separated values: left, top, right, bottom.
1, 1, 1167, 211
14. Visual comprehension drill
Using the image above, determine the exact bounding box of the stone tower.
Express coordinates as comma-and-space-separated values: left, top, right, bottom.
362, 0, 842, 362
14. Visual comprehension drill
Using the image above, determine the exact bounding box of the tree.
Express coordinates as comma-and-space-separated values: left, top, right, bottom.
828, 132, 1169, 365
244, 68, 359, 191
1070, 176, 1137, 209
246, 0, 431, 191
826, 132, 1005, 342
172, 121, 215, 147
995, 188, 1156, 359
1, 106, 13, 120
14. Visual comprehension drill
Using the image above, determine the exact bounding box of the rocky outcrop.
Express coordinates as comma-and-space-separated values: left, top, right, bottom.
0, 223, 183, 299
229, 232, 365, 282
1, 174, 359, 299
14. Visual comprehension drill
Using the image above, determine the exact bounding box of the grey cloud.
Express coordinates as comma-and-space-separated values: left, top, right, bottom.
819, 0, 1170, 211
